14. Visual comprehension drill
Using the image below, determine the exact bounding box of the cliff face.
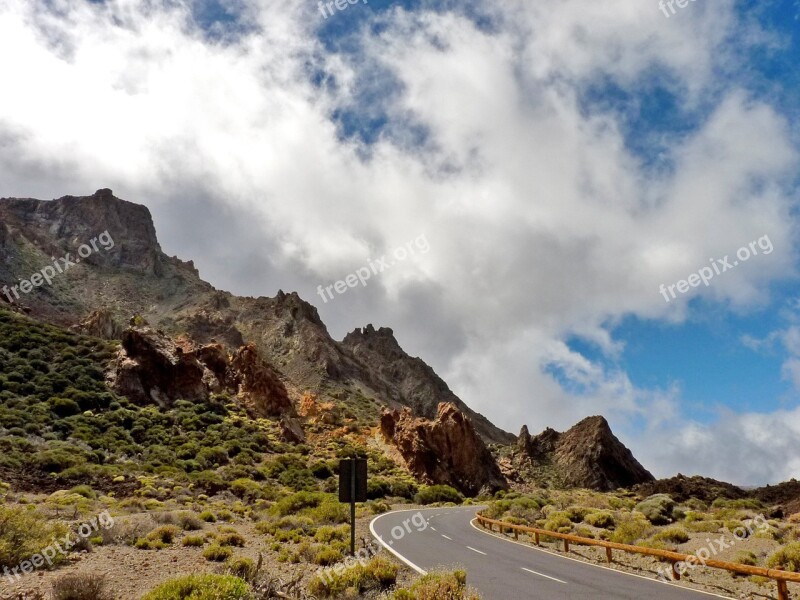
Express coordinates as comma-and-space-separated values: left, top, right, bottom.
0, 189, 512, 445
343, 325, 514, 445
380, 403, 508, 497
516, 416, 655, 491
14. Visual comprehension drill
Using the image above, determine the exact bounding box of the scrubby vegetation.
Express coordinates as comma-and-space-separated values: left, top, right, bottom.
391, 570, 481, 600
141, 574, 252, 600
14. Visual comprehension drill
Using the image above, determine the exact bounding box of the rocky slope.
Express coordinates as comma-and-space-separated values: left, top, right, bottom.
0, 189, 511, 445
380, 403, 508, 496
515, 416, 655, 491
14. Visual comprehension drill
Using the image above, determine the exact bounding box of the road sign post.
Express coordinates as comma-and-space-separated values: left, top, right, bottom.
338, 458, 367, 556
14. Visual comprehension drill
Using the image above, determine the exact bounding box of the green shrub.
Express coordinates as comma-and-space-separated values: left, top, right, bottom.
218, 532, 246, 547
584, 511, 615, 528
652, 526, 689, 544
199, 511, 217, 523
414, 485, 463, 505
226, 556, 258, 582
308, 555, 399, 597
0, 506, 69, 568
543, 511, 573, 534
148, 525, 181, 544
390, 570, 480, 600
141, 574, 252, 600
735, 551, 758, 567
610, 513, 653, 544
203, 544, 233, 562
634, 494, 675, 525
182, 535, 206, 547
767, 543, 800, 572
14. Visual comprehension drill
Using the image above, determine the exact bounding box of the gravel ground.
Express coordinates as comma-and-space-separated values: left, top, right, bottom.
0, 510, 415, 600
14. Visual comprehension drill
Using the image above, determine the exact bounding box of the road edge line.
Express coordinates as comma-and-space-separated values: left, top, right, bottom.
370, 509, 429, 576
468, 518, 734, 599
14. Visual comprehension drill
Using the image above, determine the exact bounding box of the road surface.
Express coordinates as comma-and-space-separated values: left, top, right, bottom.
370, 506, 733, 600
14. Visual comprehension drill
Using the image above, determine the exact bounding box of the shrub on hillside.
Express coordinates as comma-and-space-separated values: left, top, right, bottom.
308, 555, 398, 597
634, 494, 675, 525
414, 485, 463, 505
584, 511, 616, 528
390, 570, 481, 600
767, 543, 800, 572
141, 574, 252, 600
0, 506, 68, 568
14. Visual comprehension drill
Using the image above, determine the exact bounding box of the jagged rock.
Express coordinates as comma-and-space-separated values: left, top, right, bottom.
108, 327, 211, 407
230, 343, 294, 417
107, 328, 294, 418
71, 309, 123, 339
517, 416, 654, 491
344, 325, 514, 444
280, 417, 306, 444
380, 402, 508, 497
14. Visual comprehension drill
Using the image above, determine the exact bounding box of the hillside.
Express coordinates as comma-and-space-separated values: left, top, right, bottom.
0, 189, 512, 445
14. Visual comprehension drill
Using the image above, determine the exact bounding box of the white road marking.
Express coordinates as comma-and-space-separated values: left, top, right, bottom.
466, 546, 487, 555
430, 527, 437, 531
522, 567, 567, 584
441, 534, 452, 540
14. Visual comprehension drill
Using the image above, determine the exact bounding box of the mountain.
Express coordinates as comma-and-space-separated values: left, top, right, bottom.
0, 188, 670, 496
0, 189, 512, 445
514, 416, 655, 491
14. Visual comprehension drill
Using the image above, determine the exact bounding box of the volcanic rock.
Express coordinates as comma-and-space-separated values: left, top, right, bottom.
380, 402, 508, 496
517, 416, 654, 491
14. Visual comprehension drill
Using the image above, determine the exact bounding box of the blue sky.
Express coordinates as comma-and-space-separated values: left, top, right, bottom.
1, 0, 800, 484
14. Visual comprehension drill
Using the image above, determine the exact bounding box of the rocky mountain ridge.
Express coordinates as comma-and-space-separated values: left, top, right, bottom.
0, 189, 661, 494
514, 416, 655, 491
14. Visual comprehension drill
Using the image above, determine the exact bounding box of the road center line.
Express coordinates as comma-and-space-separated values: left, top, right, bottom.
430, 527, 436, 531
466, 546, 487, 555
521, 567, 567, 584
441, 534, 452, 540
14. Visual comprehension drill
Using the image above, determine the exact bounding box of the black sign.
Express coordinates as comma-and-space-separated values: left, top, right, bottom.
338, 458, 368, 503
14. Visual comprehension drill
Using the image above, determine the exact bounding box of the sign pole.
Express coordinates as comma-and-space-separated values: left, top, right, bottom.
350, 461, 356, 556
338, 457, 367, 558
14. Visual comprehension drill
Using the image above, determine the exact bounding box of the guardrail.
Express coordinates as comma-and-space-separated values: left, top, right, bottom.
476, 514, 800, 600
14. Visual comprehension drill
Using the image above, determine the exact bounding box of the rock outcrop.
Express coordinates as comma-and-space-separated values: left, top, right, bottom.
380, 402, 508, 496
517, 416, 654, 491
71, 309, 124, 339
344, 325, 513, 444
230, 343, 294, 417
108, 327, 294, 419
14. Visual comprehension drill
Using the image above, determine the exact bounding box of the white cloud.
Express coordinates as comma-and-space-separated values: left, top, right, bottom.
0, 0, 798, 484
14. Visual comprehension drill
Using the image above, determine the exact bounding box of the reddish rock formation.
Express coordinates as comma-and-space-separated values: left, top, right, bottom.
380, 402, 507, 497
108, 328, 295, 422
109, 327, 210, 406
517, 416, 654, 491
230, 343, 294, 417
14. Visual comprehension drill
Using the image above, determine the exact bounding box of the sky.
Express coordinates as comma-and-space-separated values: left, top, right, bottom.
0, 0, 799, 485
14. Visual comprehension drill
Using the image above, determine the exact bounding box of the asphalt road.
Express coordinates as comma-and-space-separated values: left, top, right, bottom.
370, 506, 733, 600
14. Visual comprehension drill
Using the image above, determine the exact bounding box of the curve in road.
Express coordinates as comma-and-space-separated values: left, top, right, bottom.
370, 506, 735, 600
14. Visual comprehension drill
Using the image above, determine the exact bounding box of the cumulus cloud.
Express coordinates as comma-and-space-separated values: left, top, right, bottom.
0, 0, 798, 483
